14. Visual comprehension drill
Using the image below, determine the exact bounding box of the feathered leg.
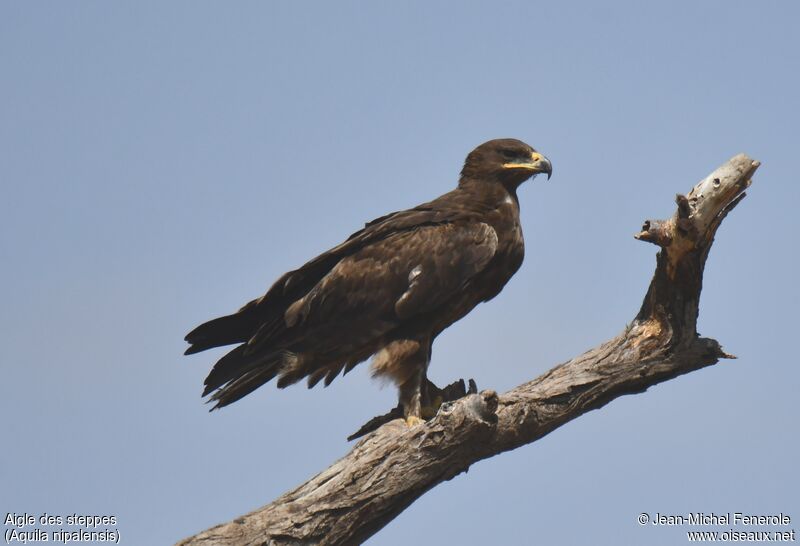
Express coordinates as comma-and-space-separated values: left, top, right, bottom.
371, 336, 431, 426
399, 367, 425, 426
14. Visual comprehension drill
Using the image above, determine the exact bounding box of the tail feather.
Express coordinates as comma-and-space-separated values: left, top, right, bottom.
184, 308, 262, 355
208, 366, 281, 409
202, 345, 253, 396
202, 346, 295, 396
205, 349, 288, 409
202, 347, 361, 408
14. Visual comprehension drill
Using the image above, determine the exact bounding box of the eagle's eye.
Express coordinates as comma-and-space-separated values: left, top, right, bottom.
500, 149, 518, 159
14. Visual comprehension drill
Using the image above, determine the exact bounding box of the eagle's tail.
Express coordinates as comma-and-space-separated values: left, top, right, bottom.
203, 347, 292, 410
184, 308, 262, 355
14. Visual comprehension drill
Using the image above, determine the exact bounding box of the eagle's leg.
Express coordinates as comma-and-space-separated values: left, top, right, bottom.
398, 369, 425, 427
400, 337, 433, 427
373, 337, 432, 427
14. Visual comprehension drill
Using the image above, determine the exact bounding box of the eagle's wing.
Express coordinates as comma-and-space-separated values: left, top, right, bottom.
184, 203, 459, 355
392, 222, 498, 319
193, 219, 498, 408
277, 221, 498, 332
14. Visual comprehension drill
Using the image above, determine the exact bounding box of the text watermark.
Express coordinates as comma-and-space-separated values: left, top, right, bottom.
638, 512, 795, 543
4, 513, 120, 544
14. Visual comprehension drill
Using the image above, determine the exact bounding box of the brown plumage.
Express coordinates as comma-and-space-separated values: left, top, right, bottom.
185, 138, 552, 423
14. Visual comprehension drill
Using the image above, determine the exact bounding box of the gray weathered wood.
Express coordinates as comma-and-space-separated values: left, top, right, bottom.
177, 154, 759, 546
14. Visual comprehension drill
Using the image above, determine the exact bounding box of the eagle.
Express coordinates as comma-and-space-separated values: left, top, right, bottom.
185, 138, 552, 428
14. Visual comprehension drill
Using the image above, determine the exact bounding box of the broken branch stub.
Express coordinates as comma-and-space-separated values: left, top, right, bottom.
635, 154, 759, 344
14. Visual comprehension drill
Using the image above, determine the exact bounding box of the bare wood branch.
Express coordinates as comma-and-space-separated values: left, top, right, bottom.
177, 154, 760, 546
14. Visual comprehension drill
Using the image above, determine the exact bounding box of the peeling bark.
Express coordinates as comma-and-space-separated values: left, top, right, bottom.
177, 154, 759, 546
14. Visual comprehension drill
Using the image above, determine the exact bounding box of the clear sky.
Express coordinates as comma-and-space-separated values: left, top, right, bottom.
2, 1, 798, 544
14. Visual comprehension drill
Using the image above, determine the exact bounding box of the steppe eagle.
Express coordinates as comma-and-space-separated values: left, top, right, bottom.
185, 138, 552, 427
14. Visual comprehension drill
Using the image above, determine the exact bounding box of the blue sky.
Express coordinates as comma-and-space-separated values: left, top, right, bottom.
2, 2, 798, 544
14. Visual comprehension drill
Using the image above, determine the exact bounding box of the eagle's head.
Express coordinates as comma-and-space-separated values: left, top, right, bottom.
460, 138, 552, 188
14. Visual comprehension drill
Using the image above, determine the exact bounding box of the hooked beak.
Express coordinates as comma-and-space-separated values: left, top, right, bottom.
502, 151, 553, 180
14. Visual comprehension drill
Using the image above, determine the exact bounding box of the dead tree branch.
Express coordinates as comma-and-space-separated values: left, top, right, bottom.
177, 154, 760, 546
